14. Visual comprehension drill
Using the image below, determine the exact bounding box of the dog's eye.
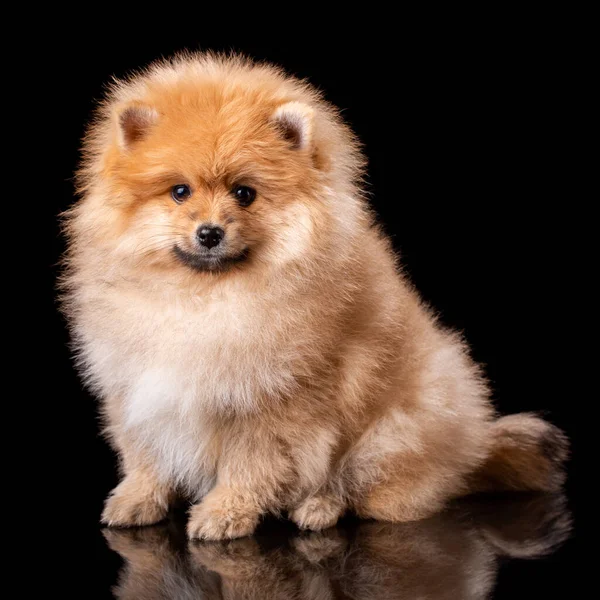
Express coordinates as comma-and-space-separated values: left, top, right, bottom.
171, 184, 192, 203
232, 185, 256, 207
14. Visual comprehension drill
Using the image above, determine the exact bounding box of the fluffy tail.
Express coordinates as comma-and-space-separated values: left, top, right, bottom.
468, 413, 569, 494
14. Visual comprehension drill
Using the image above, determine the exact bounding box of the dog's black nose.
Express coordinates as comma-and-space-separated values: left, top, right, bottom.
197, 225, 224, 249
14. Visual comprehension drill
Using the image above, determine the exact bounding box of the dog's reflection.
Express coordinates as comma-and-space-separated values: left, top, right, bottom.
104, 493, 571, 599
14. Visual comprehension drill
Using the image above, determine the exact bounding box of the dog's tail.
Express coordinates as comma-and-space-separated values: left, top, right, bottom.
467, 413, 569, 494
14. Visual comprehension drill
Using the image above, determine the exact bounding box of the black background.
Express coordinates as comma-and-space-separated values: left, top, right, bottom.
40, 16, 584, 598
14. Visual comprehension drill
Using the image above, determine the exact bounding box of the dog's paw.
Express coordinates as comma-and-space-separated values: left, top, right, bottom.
101, 476, 170, 527
290, 495, 344, 531
187, 490, 260, 540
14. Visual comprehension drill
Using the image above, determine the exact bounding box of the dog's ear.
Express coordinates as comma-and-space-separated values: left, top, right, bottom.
271, 101, 314, 150
115, 103, 158, 149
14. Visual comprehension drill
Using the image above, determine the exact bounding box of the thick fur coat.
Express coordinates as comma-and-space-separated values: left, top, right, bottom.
62, 53, 568, 540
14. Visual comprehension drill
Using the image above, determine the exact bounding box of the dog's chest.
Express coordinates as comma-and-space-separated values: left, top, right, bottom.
88, 291, 296, 404
83, 291, 297, 487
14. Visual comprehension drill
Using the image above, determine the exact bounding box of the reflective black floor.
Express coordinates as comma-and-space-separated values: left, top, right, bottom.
83, 492, 575, 599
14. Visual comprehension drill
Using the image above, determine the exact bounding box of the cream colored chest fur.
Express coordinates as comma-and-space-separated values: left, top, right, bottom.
78, 284, 302, 491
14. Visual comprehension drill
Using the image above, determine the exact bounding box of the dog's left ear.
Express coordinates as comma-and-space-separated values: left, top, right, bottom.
271, 102, 314, 150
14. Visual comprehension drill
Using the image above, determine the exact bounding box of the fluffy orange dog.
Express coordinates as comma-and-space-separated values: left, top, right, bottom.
63, 53, 567, 540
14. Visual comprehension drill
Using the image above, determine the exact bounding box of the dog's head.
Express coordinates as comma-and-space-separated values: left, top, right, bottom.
76, 56, 363, 278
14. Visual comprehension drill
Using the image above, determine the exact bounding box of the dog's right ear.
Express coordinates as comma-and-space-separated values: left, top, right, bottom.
271, 102, 314, 151
115, 103, 158, 149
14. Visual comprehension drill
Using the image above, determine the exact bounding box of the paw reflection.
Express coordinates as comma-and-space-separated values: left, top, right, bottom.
105, 493, 571, 599
292, 529, 348, 564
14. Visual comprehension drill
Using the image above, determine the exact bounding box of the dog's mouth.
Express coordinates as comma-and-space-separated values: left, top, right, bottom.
173, 245, 250, 272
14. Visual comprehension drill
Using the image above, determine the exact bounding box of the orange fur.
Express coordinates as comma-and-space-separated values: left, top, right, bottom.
61, 52, 568, 540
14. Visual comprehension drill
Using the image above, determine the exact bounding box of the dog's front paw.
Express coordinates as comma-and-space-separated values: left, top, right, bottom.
187, 489, 260, 540
101, 475, 170, 527
290, 495, 344, 531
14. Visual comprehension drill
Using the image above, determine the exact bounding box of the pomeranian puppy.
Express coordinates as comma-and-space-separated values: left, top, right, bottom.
62, 53, 568, 540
